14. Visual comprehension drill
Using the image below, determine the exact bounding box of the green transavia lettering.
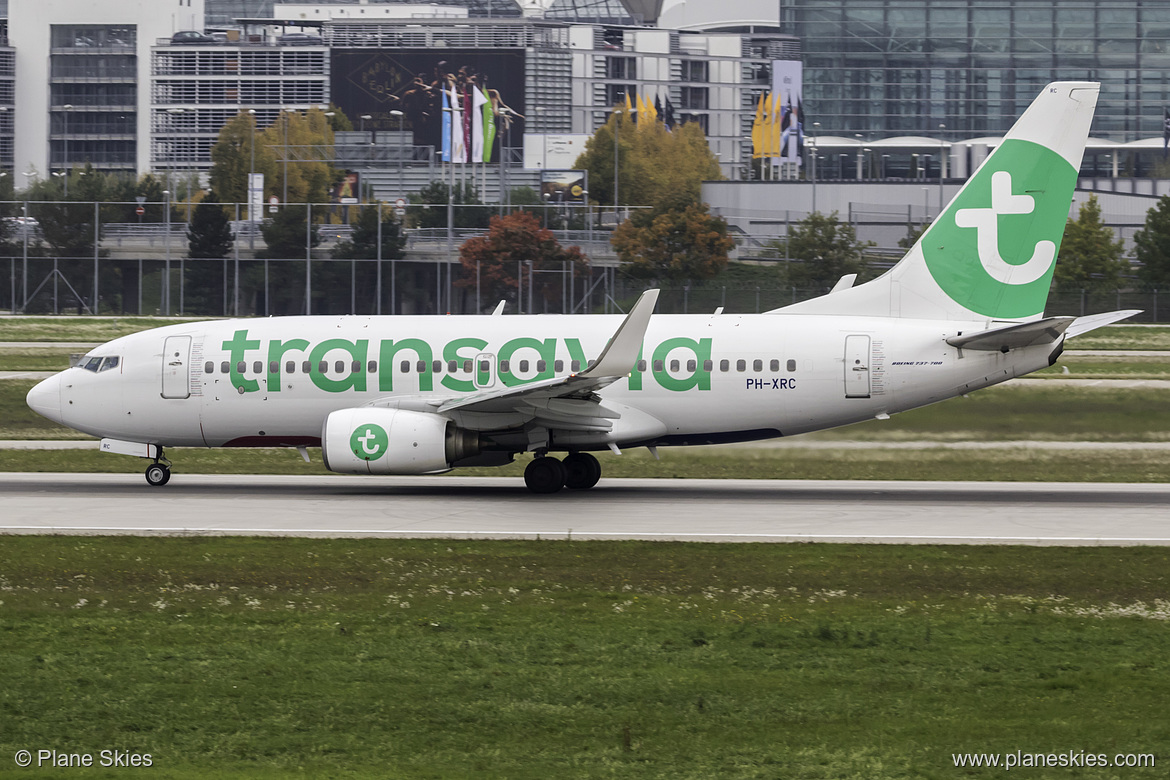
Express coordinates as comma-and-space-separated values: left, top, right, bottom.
220, 330, 713, 395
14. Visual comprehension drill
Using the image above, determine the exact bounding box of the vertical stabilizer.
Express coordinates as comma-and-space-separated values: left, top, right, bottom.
777, 82, 1100, 322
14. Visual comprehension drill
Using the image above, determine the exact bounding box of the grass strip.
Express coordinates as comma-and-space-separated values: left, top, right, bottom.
1, 537, 1167, 779
2, 445, 1170, 483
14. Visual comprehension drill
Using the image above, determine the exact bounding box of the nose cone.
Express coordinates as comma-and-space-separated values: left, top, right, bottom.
26, 373, 64, 424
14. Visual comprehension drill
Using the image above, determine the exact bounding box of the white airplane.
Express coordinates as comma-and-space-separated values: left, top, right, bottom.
27, 82, 1136, 493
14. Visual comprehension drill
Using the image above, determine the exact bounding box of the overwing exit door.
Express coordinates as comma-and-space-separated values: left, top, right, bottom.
844, 335, 871, 399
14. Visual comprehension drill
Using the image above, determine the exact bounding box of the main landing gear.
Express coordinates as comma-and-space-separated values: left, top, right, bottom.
144, 448, 172, 487
524, 452, 602, 494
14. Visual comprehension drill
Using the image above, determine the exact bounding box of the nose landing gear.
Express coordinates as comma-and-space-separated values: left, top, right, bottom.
144, 448, 172, 486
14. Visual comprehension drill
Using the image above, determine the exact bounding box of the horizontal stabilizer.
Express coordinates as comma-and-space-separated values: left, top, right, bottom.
1066, 309, 1142, 339
946, 317, 1075, 351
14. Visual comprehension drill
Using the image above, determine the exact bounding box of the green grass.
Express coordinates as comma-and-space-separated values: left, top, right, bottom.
1, 538, 1168, 778
0, 347, 80, 371
4, 445, 1170, 483
0, 316, 207, 343
1065, 324, 1170, 351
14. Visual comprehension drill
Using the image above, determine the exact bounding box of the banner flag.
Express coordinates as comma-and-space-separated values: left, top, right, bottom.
441, 88, 451, 163
751, 93, 765, 159
481, 88, 496, 163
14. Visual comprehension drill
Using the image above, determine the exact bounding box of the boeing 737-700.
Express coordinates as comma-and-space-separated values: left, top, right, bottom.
26, 82, 1136, 492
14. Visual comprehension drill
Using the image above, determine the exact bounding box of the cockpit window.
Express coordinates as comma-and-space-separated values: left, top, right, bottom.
80, 356, 121, 372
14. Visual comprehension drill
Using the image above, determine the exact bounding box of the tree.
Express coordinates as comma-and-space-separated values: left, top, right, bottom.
188, 190, 235, 259
1133, 194, 1170, 290
573, 111, 722, 209
258, 205, 319, 260
1054, 194, 1128, 289
332, 205, 406, 261
210, 108, 335, 208
407, 181, 490, 229
457, 211, 587, 311
610, 195, 734, 282
784, 211, 873, 289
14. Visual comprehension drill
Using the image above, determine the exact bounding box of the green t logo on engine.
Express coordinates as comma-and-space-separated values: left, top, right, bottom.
350, 423, 389, 461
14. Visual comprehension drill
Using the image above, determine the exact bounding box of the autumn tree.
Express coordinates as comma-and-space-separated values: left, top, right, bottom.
457, 211, 588, 312
784, 211, 874, 289
573, 111, 722, 209
210, 108, 335, 207
611, 194, 734, 282
1133, 194, 1170, 290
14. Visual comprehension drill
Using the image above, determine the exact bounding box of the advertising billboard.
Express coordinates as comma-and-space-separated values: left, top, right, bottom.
539, 170, 587, 205
771, 60, 803, 165
331, 49, 526, 155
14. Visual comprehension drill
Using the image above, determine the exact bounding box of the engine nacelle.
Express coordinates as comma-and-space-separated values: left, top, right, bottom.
322, 407, 479, 475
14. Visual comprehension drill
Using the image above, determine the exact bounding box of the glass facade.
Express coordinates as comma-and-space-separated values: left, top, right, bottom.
782, 0, 1170, 141
50, 24, 139, 171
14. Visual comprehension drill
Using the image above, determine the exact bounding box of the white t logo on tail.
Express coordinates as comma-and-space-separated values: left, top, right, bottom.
954, 170, 1056, 285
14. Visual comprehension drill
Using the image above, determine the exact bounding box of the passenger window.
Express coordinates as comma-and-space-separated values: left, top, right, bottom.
519, 359, 530, 372
536, 360, 546, 372
335, 361, 345, 374
369, 361, 378, 373
555, 360, 564, 372
703, 360, 713, 372
479, 359, 490, 372
252, 361, 262, 374
787, 359, 797, 372
719, 359, 729, 372
571, 360, 581, 372
500, 359, 510, 373
687, 359, 697, 372
736, 359, 746, 372
753, 359, 763, 372
432, 360, 442, 374
447, 360, 457, 372
351, 360, 361, 373
237, 361, 246, 374
269, 361, 278, 374
318, 361, 327, 374
416, 360, 426, 373
400, 360, 410, 373
286, 361, 296, 374
653, 360, 664, 372
302, 361, 311, 374
770, 359, 780, 372
205, 361, 214, 374
637, 360, 647, 372
670, 359, 680, 372
463, 359, 473, 372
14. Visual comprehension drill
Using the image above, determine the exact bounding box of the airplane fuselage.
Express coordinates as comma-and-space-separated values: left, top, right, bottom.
45, 312, 1056, 452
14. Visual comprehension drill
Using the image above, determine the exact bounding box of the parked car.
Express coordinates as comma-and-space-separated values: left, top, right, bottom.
277, 32, 323, 46
171, 30, 217, 45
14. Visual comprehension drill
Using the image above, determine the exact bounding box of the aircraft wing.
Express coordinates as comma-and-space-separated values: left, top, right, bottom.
435, 289, 660, 417
946, 316, 1076, 351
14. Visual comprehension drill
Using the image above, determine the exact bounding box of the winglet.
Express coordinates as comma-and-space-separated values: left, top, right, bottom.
491, 300, 506, 316
578, 289, 659, 379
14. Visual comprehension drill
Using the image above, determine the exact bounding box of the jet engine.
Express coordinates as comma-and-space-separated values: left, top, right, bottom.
322, 407, 480, 475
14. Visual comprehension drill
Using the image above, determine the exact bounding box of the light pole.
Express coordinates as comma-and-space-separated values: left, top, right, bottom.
390, 109, 404, 200
810, 122, 819, 214
938, 123, 946, 215
248, 108, 257, 250
282, 109, 294, 207
855, 133, 863, 179
612, 104, 632, 223
163, 189, 171, 315
360, 114, 373, 165
881, 153, 890, 179
61, 104, 72, 197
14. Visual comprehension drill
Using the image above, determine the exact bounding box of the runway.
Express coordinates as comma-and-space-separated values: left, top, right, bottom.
0, 473, 1167, 545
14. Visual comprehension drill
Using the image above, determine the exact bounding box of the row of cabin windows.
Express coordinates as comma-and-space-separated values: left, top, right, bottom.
203, 357, 800, 376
